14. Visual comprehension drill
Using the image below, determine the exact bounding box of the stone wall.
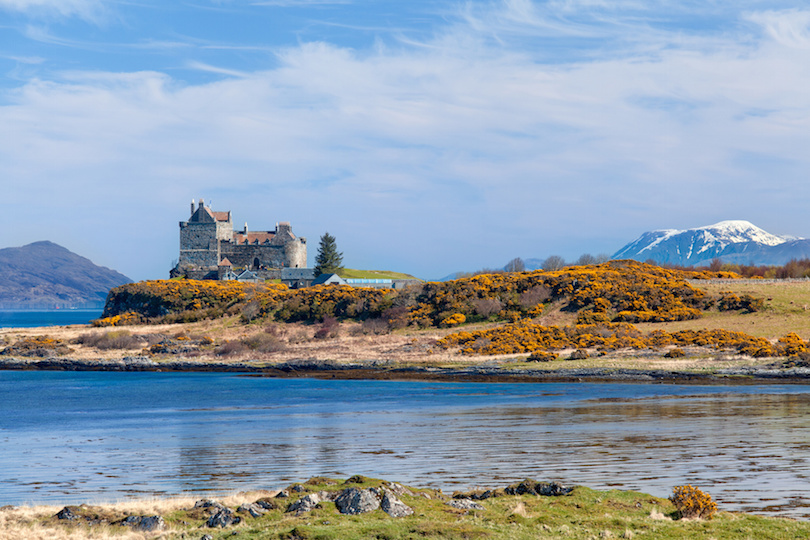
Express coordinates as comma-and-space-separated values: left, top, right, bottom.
179, 222, 219, 268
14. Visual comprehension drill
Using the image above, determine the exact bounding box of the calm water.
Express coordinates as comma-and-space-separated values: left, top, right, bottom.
0, 310, 103, 328
1, 372, 809, 518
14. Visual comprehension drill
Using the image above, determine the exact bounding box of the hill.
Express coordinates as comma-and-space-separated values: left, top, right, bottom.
613, 220, 810, 266
0, 241, 131, 308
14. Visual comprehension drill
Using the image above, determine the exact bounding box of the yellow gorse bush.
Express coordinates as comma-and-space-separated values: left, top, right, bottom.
99, 261, 748, 329
439, 321, 804, 358
670, 485, 717, 520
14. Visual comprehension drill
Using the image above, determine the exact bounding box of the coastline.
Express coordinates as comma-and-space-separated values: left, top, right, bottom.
3, 356, 810, 384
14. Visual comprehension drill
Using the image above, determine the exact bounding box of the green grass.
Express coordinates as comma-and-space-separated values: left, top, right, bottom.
635, 280, 810, 339
173, 478, 810, 540
31, 477, 808, 540
338, 268, 421, 280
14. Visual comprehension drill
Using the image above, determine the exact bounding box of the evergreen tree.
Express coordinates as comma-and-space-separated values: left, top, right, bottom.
314, 232, 344, 277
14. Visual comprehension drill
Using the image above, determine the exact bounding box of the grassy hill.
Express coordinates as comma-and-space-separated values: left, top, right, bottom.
338, 268, 420, 280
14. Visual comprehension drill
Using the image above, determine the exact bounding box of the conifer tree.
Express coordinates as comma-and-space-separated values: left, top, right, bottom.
314, 232, 344, 277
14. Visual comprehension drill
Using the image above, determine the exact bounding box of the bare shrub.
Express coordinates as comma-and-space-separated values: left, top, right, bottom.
216, 340, 248, 356
76, 331, 143, 350
360, 318, 390, 335
518, 286, 551, 308
471, 298, 503, 318
381, 306, 410, 330
314, 316, 339, 340
241, 300, 262, 322
242, 333, 286, 353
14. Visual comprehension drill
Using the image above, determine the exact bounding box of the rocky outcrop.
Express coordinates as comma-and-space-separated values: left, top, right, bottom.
505, 480, 573, 497
334, 488, 380, 515
381, 490, 414, 517
283, 484, 413, 518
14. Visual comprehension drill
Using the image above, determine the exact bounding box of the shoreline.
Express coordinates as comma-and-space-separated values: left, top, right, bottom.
3, 356, 810, 384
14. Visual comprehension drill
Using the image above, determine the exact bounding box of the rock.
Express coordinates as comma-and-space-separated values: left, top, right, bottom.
384, 482, 412, 497
237, 503, 266, 518
206, 508, 241, 528
505, 480, 572, 497
56, 506, 79, 520
447, 499, 485, 511
119, 515, 166, 531
254, 498, 278, 510
334, 487, 380, 515
200, 535, 213, 540
290, 484, 306, 493
194, 499, 228, 512
286, 493, 322, 514
275, 490, 290, 498
380, 490, 413, 517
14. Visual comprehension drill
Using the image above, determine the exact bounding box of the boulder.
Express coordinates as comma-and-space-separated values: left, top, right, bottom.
334, 488, 380, 515
380, 490, 413, 517
56, 507, 79, 521
254, 498, 278, 510
448, 499, 485, 511
206, 508, 240, 528
119, 515, 165, 531
237, 503, 266, 518
286, 493, 322, 515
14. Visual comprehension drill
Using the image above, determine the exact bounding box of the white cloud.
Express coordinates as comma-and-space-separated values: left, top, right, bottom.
747, 9, 810, 49
4, 1, 810, 278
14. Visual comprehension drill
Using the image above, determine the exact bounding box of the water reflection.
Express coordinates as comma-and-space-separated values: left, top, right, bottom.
1, 373, 809, 519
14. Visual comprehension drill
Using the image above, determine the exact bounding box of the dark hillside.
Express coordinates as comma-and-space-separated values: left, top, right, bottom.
0, 241, 131, 308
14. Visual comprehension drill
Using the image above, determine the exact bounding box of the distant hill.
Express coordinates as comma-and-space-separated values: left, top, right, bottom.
0, 241, 131, 308
613, 220, 810, 267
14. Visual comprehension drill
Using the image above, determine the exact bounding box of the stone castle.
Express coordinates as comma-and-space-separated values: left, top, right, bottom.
170, 199, 306, 280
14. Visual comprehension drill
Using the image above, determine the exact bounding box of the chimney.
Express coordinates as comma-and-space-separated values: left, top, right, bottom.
198, 199, 204, 210
190, 199, 195, 215
244, 222, 248, 234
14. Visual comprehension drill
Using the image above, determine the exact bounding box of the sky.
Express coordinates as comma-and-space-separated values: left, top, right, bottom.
3, 0, 810, 281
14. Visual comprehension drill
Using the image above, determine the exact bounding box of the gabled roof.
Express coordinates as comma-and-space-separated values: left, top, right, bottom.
218, 258, 233, 267
237, 269, 258, 280
311, 273, 346, 286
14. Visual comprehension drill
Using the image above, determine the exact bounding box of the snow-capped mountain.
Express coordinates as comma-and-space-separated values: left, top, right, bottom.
613, 220, 810, 266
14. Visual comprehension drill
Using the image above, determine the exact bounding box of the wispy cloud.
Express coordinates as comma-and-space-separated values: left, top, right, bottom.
0, 0, 106, 20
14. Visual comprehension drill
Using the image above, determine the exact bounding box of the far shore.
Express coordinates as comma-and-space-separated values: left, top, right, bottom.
3, 315, 810, 384
3, 355, 810, 385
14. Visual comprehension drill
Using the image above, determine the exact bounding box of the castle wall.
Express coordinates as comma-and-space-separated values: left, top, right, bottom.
220, 240, 306, 269
179, 222, 220, 268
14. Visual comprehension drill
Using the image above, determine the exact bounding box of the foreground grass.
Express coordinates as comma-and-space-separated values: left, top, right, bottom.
3, 477, 809, 540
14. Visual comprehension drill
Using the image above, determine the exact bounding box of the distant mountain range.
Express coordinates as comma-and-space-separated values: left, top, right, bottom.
0, 241, 131, 308
613, 220, 810, 267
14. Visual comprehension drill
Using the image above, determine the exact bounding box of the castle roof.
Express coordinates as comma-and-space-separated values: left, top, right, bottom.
233, 231, 275, 244
218, 257, 233, 267
189, 205, 231, 223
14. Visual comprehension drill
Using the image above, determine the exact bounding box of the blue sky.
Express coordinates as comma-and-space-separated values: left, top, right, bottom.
3, 0, 810, 280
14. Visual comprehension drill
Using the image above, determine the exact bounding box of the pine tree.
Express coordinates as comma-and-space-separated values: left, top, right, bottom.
314, 232, 344, 277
